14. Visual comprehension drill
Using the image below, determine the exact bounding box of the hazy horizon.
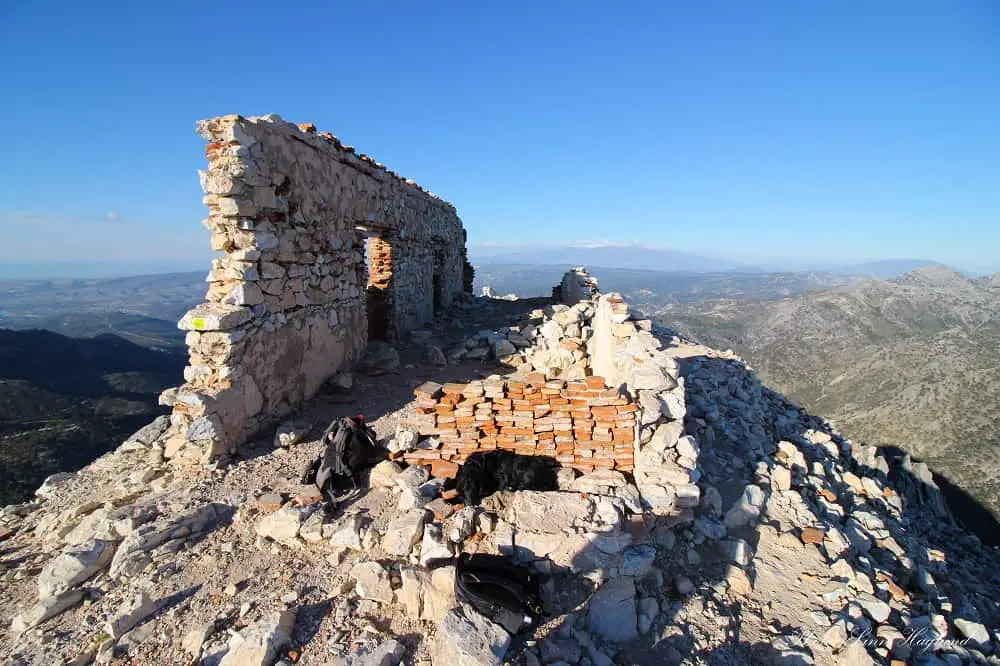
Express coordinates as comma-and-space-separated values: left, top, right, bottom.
2, 3, 999, 274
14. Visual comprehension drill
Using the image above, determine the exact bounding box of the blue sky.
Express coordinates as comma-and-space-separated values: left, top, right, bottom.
1, 1, 998, 273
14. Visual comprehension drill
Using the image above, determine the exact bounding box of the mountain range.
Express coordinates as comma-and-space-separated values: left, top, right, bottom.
0, 329, 184, 504
636, 265, 1000, 522
470, 244, 960, 277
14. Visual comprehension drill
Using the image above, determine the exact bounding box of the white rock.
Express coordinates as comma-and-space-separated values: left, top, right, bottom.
219, 609, 297, 666
432, 604, 511, 666
351, 561, 394, 603
38, 539, 117, 597
369, 460, 403, 488
953, 618, 991, 645
570, 470, 627, 494
35, 472, 76, 499
772, 466, 792, 491
255, 507, 306, 543
10, 588, 84, 634
106, 591, 157, 639
419, 522, 454, 566
447, 506, 477, 543
182, 621, 216, 657
382, 509, 428, 556
587, 577, 638, 643
329, 513, 365, 550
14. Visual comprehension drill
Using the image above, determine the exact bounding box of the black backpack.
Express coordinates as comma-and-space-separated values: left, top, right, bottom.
455, 552, 543, 634
301, 415, 378, 505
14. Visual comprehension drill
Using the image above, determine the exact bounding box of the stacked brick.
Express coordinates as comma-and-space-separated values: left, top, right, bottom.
402, 374, 637, 477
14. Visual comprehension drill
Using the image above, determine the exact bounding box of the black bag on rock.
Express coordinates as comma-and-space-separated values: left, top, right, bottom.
455, 552, 543, 634
301, 414, 378, 505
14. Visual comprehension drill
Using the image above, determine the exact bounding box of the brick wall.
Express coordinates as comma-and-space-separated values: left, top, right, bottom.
401, 373, 637, 478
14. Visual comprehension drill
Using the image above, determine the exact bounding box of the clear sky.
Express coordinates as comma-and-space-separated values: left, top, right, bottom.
1, 1, 998, 273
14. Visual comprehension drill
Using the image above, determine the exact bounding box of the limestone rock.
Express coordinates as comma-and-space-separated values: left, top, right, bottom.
329, 513, 366, 550
502, 491, 592, 533
446, 506, 477, 543
182, 621, 216, 657
106, 591, 157, 639
110, 503, 223, 579
369, 460, 403, 488
38, 539, 117, 597
432, 604, 511, 666
570, 470, 627, 494
953, 618, 991, 647
219, 609, 297, 666
587, 577, 638, 643
255, 507, 306, 543
419, 522, 453, 565
621, 545, 656, 577
400, 565, 457, 623
382, 509, 428, 556
35, 472, 76, 500
726, 565, 753, 597
352, 561, 394, 603
10, 588, 84, 634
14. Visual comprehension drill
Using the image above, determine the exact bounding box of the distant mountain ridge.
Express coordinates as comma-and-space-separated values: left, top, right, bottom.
470, 244, 960, 277
0, 328, 184, 504
645, 265, 1000, 520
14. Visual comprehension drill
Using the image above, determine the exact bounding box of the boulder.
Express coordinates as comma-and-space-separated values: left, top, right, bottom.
382, 509, 428, 557
38, 539, 117, 597
587, 577, 638, 643
351, 561, 394, 603
503, 491, 592, 533
432, 604, 511, 666
106, 591, 157, 639
329, 513, 366, 550
219, 609, 297, 666
10, 588, 84, 634
419, 522, 453, 566
255, 507, 307, 543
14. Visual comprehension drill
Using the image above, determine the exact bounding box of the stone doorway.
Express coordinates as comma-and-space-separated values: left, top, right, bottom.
363, 232, 394, 340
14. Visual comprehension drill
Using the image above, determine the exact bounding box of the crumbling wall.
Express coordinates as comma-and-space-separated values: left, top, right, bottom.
395, 269, 699, 517
164, 114, 468, 462
560, 266, 599, 305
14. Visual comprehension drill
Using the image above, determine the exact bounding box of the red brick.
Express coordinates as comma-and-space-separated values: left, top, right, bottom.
431, 460, 460, 478
586, 376, 606, 389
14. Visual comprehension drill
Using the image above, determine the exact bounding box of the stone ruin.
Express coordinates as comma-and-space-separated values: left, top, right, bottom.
155, 115, 698, 524
161, 114, 471, 463
392, 269, 700, 520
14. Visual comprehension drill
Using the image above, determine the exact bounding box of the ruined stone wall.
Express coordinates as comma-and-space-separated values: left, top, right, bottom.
395, 269, 699, 517
164, 114, 467, 462
560, 266, 600, 305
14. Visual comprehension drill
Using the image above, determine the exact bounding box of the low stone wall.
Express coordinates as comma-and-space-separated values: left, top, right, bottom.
163, 114, 468, 463
401, 375, 637, 476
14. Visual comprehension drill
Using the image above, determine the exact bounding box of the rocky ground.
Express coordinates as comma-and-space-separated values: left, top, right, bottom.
2, 293, 998, 666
